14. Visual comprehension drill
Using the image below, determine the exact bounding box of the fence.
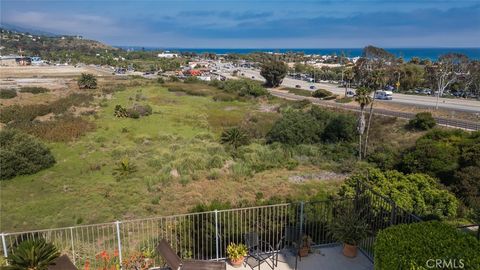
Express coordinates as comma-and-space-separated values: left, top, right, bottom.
0, 180, 421, 268
270, 90, 480, 131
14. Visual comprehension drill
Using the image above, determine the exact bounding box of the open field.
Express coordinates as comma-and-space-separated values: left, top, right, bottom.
0, 65, 113, 78
1, 81, 352, 232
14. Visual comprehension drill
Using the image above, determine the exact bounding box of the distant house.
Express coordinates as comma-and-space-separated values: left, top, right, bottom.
158, 52, 178, 58
186, 69, 203, 76
0, 55, 31, 66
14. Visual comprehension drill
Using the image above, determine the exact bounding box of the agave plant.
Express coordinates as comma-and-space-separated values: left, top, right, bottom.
220, 127, 249, 150
5, 239, 59, 270
113, 158, 137, 178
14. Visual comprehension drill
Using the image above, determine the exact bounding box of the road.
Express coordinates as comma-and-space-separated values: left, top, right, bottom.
218, 66, 480, 113
268, 89, 480, 131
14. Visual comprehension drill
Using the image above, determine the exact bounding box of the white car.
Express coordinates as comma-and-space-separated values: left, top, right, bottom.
374, 90, 393, 100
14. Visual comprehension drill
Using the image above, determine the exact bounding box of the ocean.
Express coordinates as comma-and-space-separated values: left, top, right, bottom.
117, 47, 480, 61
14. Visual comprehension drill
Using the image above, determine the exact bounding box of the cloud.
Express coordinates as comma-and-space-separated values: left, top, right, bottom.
2, 11, 124, 37
177, 10, 273, 20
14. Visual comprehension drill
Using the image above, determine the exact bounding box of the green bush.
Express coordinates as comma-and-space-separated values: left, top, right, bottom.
322, 114, 357, 143
157, 77, 165, 84
266, 110, 323, 145
340, 168, 459, 219
375, 221, 480, 270
184, 76, 201, 84
6, 238, 60, 270
409, 112, 436, 130
312, 88, 333, 98
222, 79, 269, 97
0, 89, 17, 99
0, 130, 56, 180
77, 73, 97, 89
19, 86, 49, 94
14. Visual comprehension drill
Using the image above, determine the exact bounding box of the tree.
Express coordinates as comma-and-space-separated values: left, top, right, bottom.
266, 110, 324, 145
260, 60, 287, 87
77, 73, 97, 89
425, 53, 469, 109
354, 87, 372, 159
343, 68, 354, 97
221, 127, 250, 149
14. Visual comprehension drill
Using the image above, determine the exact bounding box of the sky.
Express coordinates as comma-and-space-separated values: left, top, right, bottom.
1, 0, 480, 48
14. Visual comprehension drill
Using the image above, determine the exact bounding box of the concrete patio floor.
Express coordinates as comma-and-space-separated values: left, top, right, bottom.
226, 244, 373, 270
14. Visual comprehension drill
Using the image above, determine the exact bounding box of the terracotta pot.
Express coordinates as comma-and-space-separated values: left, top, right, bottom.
229, 257, 244, 268
299, 247, 309, 257
342, 243, 358, 258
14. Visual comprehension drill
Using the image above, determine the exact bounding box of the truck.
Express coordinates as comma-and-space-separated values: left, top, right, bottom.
374, 90, 393, 100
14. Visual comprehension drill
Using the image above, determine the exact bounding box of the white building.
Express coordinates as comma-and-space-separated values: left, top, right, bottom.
158, 52, 178, 58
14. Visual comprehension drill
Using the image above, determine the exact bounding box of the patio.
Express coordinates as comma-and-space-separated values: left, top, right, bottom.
226, 244, 373, 270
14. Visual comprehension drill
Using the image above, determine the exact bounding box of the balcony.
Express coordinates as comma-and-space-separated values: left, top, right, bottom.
226, 244, 373, 270
0, 180, 418, 269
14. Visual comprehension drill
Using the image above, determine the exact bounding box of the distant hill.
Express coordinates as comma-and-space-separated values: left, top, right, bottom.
0, 23, 59, 37
0, 27, 117, 60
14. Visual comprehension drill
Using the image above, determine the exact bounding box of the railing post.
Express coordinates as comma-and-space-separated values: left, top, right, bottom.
299, 202, 304, 238
1, 233, 7, 258
214, 210, 219, 261
390, 202, 397, 226
69, 227, 76, 265
115, 221, 123, 269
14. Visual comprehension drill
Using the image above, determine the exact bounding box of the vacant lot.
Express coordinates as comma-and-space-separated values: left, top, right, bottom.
0, 82, 347, 231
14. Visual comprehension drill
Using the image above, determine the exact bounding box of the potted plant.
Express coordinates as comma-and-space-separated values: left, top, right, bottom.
226, 243, 247, 268
298, 235, 313, 257
328, 206, 369, 258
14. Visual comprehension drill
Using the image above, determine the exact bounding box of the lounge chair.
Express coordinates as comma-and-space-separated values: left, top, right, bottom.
156, 239, 226, 270
48, 254, 78, 270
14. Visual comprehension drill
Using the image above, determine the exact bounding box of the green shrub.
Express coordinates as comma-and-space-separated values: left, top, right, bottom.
375, 221, 480, 270
322, 114, 357, 143
19, 86, 49, 94
222, 79, 269, 97
169, 76, 180, 82
157, 77, 165, 84
6, 239, 60, 270
77, 73, 97, 89
266, 110, 323, 145
312, 88, 333, 98
340, 168, 459, 219
409, 112, 436, 130
0, 129, 56, 180
0, 89, 17, 99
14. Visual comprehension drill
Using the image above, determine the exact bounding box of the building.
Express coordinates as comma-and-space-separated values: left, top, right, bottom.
0, 55, 31, 66
158, 52, 178, 58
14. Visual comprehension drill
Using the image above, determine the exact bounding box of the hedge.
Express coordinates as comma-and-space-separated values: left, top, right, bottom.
375, 221, 480, 270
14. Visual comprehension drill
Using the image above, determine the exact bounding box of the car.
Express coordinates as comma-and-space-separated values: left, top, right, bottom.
374, 90, 393, 100
241, 73, 244, 76
251, 76, 255, 79
295, 85, 301, 88
309, 85, 316, 90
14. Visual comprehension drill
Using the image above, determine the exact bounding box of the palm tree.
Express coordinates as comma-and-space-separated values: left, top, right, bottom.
220, 127, 249, 150
344, 68, 354, 97
363, 70, 386, 158
354, 87, 373, 160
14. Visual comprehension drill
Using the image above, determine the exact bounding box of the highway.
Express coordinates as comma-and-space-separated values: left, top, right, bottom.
219, 67, 480, 113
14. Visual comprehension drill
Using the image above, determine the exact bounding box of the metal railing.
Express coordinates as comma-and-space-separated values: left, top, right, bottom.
0, 180, 421, 268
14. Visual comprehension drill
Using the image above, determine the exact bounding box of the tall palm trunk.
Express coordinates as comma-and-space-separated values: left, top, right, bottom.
363, 98, 375, 158
357, 107, 366, 160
